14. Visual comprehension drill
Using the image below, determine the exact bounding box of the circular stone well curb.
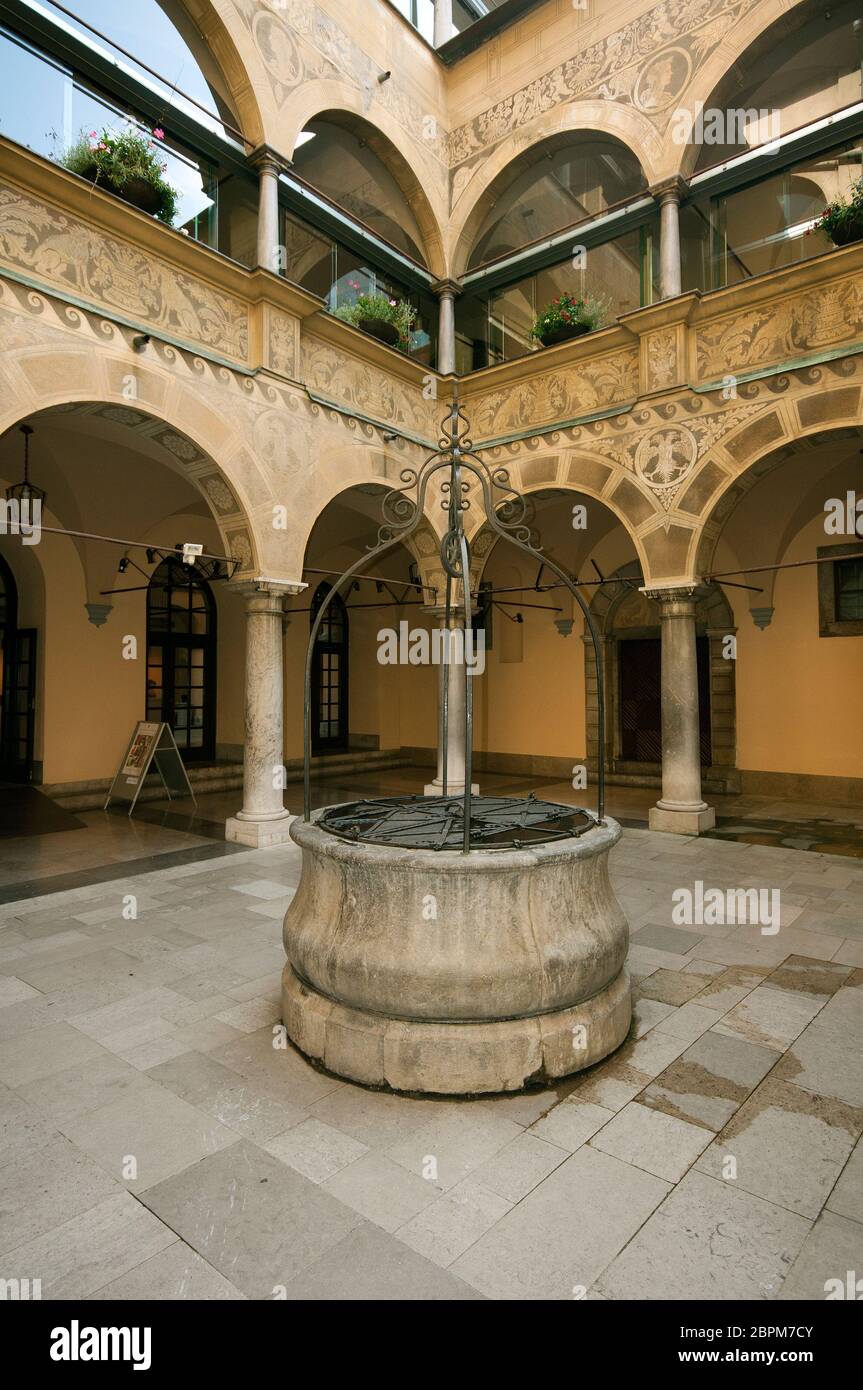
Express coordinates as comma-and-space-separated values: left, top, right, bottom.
281, 810, 632, 1094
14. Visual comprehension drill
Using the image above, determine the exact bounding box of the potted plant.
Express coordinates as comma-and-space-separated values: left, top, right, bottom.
530, 291, 609, 347
334, 291, 416, 351
810, 177, 863, 249
62, 125, 179, 225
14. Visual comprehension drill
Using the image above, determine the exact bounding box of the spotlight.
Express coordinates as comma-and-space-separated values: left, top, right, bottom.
132, 334, 151, 352
377, 71, 391, 83
146, 548, 156, 564
118, 557, 129, 573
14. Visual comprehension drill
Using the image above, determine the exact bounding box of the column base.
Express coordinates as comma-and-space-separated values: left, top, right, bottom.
423, 781, 480, 797
649, 804, 716, 835
225, 812, 295, 847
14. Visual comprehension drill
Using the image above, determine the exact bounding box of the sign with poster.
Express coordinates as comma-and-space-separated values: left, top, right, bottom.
105, 721, 196, 815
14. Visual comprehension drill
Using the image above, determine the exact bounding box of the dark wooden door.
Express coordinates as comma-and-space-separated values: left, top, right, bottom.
619, 636, 711, 765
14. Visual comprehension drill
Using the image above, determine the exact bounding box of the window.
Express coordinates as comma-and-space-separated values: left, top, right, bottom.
147, 557, 216, 758
292, 119, 428, 265
467, 136, 648, 270
817, 544, 863, 637
310, 582, 348, 754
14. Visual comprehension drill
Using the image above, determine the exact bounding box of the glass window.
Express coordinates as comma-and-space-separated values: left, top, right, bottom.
283, 212, 438, 365
684, 139, 863, 291
292, 119, 428, 265
836, 558, 863, 622
468, 136, 648, 269
38, 0, 239, 136
0, 25, 258, 264
457, 221, 658, 368
693, 0, 862, 171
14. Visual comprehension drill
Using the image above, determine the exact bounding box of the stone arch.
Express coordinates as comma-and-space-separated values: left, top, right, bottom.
666, 0, 839, 180
280, 98, 446, 275
0, 382, 263, 581
176, 0, 268, 146
584, 560, 738, 793
449, 111, 663, 277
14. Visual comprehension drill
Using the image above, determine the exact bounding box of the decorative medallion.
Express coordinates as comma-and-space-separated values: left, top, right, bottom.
635, 426, 699, 494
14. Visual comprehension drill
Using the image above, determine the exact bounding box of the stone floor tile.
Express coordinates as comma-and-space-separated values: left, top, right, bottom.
711, 985, 824, 1051
597, 1171, 811, 1301
632, 996, 677, 1037
58, 1083, 240, 1192
396, 1180, 512, 1266
0, 1084, 63, 1166
632, 925, 705, 954
826, 1135, 863, 1224
656, 1001, 720, 1044
465, 1132, 568, 1204
213, 999, 281, 1033
777, 1212, 863, 1300
451, 1145, 670, 1300
280, 1221, 484, 1300
147, 1050, 306, 1143
386, 1109, 523, 1190
529, 1098, 613, 1152
641, 1029, 781, 1132
0, 1022, 109, 1088
323, 1151, 441, 1231
0, 1133, 120, 1256
590, 1101, 713, 1182
695, 1076, 863, 1218
774, 1025, 863, 1108
264, 1117, 369, 1183
308, 1084, 440, 1149
208, 1027, 341, 1108
637, 969, 714, 1005
89, 1240, 247, 1300
16, 1054, 164, 1126
0, 976, 41, 1007
3, 1191, 176, 1299
139, 1141, 363, 1298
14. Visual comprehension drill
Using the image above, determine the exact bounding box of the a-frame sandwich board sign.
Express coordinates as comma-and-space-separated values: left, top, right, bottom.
105, 720, 196, 815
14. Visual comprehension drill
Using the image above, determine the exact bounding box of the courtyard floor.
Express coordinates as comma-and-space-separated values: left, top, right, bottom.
0, 794, 862, 1300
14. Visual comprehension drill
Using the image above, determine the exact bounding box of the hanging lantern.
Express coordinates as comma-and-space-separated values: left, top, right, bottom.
6, 425, 47, 507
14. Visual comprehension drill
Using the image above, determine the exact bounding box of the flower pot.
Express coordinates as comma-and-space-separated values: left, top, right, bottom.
830, 213, 863, 248
81, 165, 164, 216
357, 316, 400, 347
538, 321, 592, 347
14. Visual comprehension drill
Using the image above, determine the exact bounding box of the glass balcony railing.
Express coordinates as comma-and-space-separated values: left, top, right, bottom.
0, 22, 258, 263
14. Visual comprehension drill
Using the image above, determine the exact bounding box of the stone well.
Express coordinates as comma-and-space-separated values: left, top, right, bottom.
282, 802, 631, 1094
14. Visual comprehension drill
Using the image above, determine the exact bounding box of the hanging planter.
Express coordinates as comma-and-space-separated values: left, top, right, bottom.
334, 291, 416, 352
357, 316, 401, 347
530, 291, 609, 348
810, 179, 863, 250
62, 125, 179, 226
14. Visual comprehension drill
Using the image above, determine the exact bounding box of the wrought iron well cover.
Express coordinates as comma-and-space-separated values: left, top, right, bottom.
317, 794, 596, 851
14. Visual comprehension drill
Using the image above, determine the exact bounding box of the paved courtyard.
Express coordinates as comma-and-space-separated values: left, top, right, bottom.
0, 821, 861, 1301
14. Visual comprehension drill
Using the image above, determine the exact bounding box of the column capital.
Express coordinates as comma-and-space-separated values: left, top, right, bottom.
641, 582, 700, 607
431, 279, 463, 300
231, 576, 307, 604
649, 175, 688, 206
249, 144, 290, 178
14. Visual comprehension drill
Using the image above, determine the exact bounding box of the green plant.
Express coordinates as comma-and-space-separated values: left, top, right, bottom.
530, 290, 609, 344
62, 124, 179, 225
334, 291, 416, 350
809, 176, 863, 245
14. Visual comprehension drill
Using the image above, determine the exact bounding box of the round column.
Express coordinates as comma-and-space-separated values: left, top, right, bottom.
424, 607, 478, 797
648, 587, 715, 835
652, 177, 686, 300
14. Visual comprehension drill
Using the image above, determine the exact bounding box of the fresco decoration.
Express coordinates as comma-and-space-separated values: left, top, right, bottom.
302, 335, 438, 434
696, 274, 863, 380
646, 327, 679, 391
0, 187, 250, 362
468, 348, 639, 437
267, 308, 299, 379
234, 0, 447, 165
448, 0, 762, 180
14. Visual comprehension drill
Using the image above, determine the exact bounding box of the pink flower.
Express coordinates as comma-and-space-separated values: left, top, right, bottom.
89, 130, 98, 138
153, 128, 165, 140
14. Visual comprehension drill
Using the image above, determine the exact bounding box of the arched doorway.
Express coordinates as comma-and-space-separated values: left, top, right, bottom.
146, 556, 217, 761
310, 581, 349, 755
0, 553, 36, 782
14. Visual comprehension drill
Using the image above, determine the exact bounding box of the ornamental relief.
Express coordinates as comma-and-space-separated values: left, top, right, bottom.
268, 308, 298, 379
0, 187, 249, 362
696, 275, 863, 380
448, 0, 760, 172
234, 0, 447, 166
580, 399, 768, 510
302, 337, 437, 434
469, 349, 639, 438
646, 328, 678, 391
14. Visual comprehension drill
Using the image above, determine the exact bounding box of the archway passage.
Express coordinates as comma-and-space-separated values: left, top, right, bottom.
146, 556, 217, 762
